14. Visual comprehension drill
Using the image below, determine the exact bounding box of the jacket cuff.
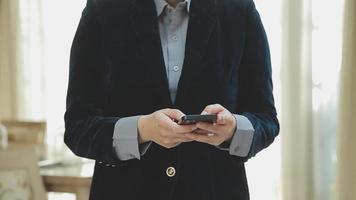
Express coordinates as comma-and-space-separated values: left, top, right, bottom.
112, 115, 150, 160
216, 114, 254, 157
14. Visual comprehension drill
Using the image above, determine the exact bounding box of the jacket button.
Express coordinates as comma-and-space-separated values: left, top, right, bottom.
166, 167, 176, 177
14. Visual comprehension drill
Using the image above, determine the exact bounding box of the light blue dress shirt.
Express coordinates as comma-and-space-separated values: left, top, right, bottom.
113, 0, 255, 160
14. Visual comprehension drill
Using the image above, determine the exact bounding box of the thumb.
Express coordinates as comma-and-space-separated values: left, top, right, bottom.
161, 109, 185, 120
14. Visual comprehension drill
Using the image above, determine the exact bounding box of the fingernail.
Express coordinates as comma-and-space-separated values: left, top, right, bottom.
201, 111, 208, 115
207, 133, 214, 137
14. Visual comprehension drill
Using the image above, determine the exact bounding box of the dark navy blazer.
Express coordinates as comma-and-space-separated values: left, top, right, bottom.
64, 0, 280, 199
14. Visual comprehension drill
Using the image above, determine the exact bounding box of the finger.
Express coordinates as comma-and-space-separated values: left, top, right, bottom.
173, 137, 194, 143
159, 127, 197, 141
162, 142, 181, 149
193, 129, 216, 136
192, 128, 210, 135
202, 104, 225, 114
170, 131, 196, 140
196, 122, 222, 134
159, 112, 197, 133
170, 123, 197, 134
159, 135, 192, 147
216, 111, 231, 125
185, 133, 218, 145
162, 109, 185, 120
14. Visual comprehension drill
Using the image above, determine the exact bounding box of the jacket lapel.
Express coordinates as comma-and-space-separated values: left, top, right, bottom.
129, 0, 173, 107
175, 0, 218, 105
128, 0, 218, 107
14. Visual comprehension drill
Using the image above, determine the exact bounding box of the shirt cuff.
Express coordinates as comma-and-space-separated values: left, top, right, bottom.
217, 114, 254, 157
112, 116, 152, 161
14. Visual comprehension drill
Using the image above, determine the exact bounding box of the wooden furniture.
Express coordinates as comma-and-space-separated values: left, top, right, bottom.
1, 120, 47, 159
40, 161, 94, 200
0, 148, 47, 200
0, 120, 93, 199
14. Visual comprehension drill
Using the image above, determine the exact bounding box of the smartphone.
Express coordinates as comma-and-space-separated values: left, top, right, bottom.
176, 114, 217, 125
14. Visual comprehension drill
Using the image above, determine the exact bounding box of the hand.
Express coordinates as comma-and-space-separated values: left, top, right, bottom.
138, 109, 197, 148
185, 104, 236, 146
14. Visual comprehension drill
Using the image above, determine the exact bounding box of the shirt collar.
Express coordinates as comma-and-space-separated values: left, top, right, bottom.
154, 0, 191, 17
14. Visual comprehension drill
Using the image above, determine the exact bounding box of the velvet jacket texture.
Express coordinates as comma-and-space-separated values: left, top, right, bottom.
64, 0, 280, 199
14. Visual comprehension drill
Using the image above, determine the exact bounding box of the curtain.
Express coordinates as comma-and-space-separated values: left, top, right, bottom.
281, 0, 344, 199
40, 0, 85, 160
2, 0, 86, 161
0, 0, 86, 160
281, 0, 314, 199
336, 0, 356, 199
0, 0, 21, 119
0, 0, 45, 120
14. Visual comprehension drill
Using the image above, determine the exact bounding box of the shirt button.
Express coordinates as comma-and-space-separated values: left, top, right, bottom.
166, 166, 176, 177
172, 35, 178, 41
173, 65, 180, 72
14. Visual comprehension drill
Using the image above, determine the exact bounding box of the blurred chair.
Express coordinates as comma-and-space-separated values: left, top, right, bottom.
0, 148, 47, 200
0, 120, 47, 160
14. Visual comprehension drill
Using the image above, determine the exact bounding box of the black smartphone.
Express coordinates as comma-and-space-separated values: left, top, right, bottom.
176, 114, 217, 125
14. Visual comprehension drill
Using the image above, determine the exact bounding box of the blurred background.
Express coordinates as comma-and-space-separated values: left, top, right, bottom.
0, 0, 355, 200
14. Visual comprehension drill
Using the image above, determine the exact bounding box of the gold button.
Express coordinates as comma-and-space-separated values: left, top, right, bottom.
166, 167, 176, 177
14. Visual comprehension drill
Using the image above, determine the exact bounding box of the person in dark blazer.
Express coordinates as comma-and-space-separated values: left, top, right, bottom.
64, 0, 279, 199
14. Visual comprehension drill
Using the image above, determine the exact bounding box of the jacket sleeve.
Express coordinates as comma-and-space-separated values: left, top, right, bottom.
236, 1, 280, 161
64, 0, 124, 165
